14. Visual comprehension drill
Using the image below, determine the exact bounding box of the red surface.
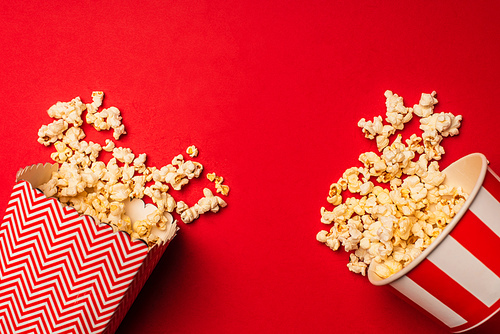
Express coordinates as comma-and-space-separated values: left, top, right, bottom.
1, 1, 500, 333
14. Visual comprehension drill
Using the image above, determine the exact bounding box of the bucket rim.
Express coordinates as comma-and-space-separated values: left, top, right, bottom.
368, 152, 489, 286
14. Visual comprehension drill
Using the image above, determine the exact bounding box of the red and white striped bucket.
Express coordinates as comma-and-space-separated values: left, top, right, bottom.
368, 153, 500, 333
0, 164, 177, 333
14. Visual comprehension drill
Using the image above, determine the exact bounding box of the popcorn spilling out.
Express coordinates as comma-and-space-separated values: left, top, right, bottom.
317, 90, 467, 279
37, 91, 228, 247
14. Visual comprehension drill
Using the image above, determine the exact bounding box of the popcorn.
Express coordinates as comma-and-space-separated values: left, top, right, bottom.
86, 97, 127, 140
38, 176, 58, 198
47, 96, 86, 127
175, 200, 189, 214
121, 164, 135, 182
347, 253, 368, 276
130, 175, 147, 198
384, 90, 413, 130
82, 141, 102, 162
113, 147, 135, 164
413, 91, 438, 118
109, 183, 132, 202
373, 258, 403, 279
131, 219, 152, 241
80, 167, 99, 188
420, 112, 462, 137
133, 153, 147, 172
186, 145, 199, 157
358, 116, 384, 140
343, 167, 362, 193
178, 160, 203, 180
316, 230, 328, 243
180, 188, 227, 224
102, 139, 115, 152
359, 181, 374, 196
165, 172, 189, 191
86, 91, 104, 113
159, 155, 205, 191
198, 188, 227, 213
104, 107, 123, 129
38, 119, 69, 146
318, 90, 468, 278
327, 183, 343, 206
63, 126, 86, 150
359, 152, 387, 176
50, 141, 73, 163
207, 172, 230, 196
180, 206, 200, 224
36, 91, 228, 247
113, 124, 126, 140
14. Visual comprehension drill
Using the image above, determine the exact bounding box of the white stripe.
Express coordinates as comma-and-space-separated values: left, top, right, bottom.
427, 235, 500, 307
470, 186, 500, 238
391, 276, 467, 328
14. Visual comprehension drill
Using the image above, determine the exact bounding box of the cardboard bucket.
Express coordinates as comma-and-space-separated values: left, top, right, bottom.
0, 163, 178, 333
368, 153, 500, 333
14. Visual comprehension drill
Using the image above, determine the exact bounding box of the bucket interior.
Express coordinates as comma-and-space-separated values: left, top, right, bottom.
368, 153, 488, 285
442, 153, 485, 194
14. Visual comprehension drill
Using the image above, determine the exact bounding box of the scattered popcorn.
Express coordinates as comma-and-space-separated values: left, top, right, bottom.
207, 172, 217, 182
181, 188, 227, 224
102, 139, 115, 152
104, 107, 122, 129
207, 172, 230, 196
113, 147, 135, 164
85, 94, 127, 140
175, 200, 189, 214
413, 91, 438, 118
36, 91, 228, 247
186, 145, 199, 158
347, 253, 368, 275
327, 183, 343, 206
113, 124, 126, 140
420, 112, 462, 137
133, 153, 147, 173
358, 116, 384, 140
50, 141, 73, 163
318, 90, 467, 279
384, 90, 413, 130
63, 126, 86, 150
38, 119, 69, 146
86, 91, 104, 113
47, 96, 86, 127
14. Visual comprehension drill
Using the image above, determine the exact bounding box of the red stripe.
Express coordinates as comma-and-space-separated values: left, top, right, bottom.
449, 210, 500, 277
406, 258, 488, 327
483, 167, 500, 203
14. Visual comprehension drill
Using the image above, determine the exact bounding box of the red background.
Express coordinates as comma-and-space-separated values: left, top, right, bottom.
1, 1, 500, 333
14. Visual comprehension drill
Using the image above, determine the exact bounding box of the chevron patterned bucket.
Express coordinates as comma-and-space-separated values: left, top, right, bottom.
0, 163, 177, 334
368, 153, 500, 333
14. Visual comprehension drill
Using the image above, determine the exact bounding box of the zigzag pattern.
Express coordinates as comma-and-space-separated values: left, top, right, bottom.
0, 181, 149, 334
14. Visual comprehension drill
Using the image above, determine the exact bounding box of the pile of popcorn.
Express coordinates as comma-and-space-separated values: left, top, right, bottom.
316, 90, 467, 279
37, 91, 228, 247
